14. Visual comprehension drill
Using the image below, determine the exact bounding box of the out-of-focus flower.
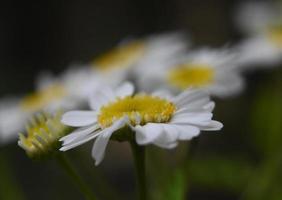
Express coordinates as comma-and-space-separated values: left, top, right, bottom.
18, 111, 70, 158
137, 48, 244, 98
92, 32, 189, 79
0, 66, 124, 145
60, 66, 125, 101
0, 98, 28, 145
235, 1, 281, 35
0, 81, 71, 145
60, 82, 222, 165
234, 1, 282, 67
235, 36, 282, 68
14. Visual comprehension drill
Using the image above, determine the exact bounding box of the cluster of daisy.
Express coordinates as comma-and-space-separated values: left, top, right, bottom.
0, 1, 281, 168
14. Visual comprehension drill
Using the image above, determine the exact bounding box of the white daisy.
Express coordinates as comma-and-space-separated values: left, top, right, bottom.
0, 80, 71, 145
0, 65, 122, 145
91, 32, 189, 78
60, 82, 223, 165
235, 36, 282, 68
234, 1, 282, 67
137, 48, 244, 98
234, 1, 281, 35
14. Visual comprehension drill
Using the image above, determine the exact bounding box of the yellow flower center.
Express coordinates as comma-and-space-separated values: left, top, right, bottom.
98, 95, 176, 128
93, 41, 145, 71
267, 24, 282, 47
18, 111, 69, 158
167, 64, 214, 90
20, 84, 67, 112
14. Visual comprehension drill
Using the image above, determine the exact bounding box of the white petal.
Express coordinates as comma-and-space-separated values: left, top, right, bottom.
200, 120, 223, 131
89, 88, 115, 110
175, 101, 215, 114
134, 123, 163, 145
60, 131, 100, 151
172, 89, 209, 107
171, 112, 213, 126
203, 102, 215, 111
153, 141, 178, 149
115, 82, 134, 98
173, 124, 200, 140
61, 111, 97, 127
60, 124, 99, 145
162, 124, 179, 143
152, 124, 179, 148
92, 117, 129, 165
212, 73, 245, 98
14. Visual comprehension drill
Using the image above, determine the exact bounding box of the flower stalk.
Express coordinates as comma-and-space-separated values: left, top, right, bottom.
130, 140, 147, 200
55, 153, 97, 200
0, 151, 26, 200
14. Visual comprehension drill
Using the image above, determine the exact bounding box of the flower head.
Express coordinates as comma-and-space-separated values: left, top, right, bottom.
18, 111, 71, 158
60, 82, 222, 165
235, 1, 280, 35
235, 36, 282, 68
0, 59, 127, 146
234, 1, 282, 67
91, 32, 189, 79
137, 48, 244, 98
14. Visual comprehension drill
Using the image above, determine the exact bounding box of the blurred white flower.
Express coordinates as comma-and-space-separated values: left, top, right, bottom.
0, 66, 124, 145
137, 48, 244, 98
235, 36, 282, 68
0, 82, 71, 145
92, 32, 189, 79
0, 98, 28, 145
60, 66, 125, 101
234, 1, 282, 67
234, 1, 281, 35
60, 82, 222, 165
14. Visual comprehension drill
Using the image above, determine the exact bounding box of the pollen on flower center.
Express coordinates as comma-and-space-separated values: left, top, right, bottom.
98, 95, 176, 128
20, 84, 67, 112
167, 64, 214, 90
93, 41, 145, 71
268, 24, 282, 47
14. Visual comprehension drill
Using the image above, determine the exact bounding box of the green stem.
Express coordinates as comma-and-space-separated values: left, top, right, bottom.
130, 140, 147, 200
180, 139, 199, 200
55, 153, 97, 200
0, 150, 25, 200
73, 150, 122, 200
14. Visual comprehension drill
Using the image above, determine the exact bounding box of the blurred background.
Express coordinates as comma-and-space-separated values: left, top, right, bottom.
1, 0, 282, 199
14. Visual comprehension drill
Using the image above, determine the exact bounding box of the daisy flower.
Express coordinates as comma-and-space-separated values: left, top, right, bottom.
235, 36, 282, 68
0, 66, 123, 145
234, 1, 282, 67
18, 111, 70, 158
234, 1, 280, 35
0, 81, 70, 145
60, 82, 223, 165
91, 32, 189, 78
137, 48, 244, 98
